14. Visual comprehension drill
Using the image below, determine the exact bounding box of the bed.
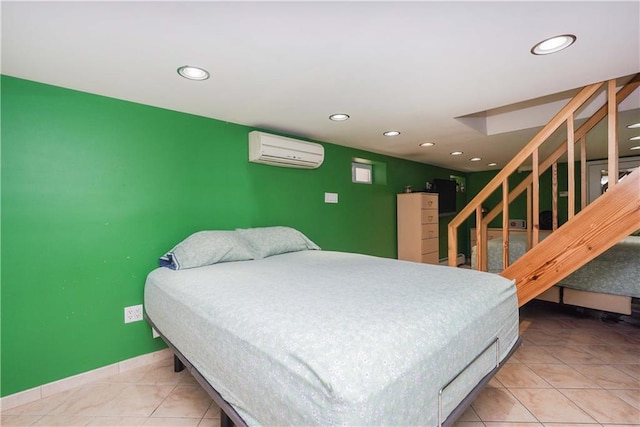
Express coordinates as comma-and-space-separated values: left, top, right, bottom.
471, 234, 640, 314
145, 226, 520, 426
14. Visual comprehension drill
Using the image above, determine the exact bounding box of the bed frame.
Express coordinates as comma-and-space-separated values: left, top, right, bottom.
147, 316, 521, 427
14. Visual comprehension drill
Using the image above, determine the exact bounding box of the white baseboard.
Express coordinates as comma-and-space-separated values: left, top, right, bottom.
0, 348, 172, 412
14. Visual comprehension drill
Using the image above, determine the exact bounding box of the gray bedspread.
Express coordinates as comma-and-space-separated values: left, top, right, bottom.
472, 235, 640, 298
145, 250, 519, 426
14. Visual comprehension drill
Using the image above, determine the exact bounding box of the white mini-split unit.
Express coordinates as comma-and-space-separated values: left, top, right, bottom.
248, 131, 324, 169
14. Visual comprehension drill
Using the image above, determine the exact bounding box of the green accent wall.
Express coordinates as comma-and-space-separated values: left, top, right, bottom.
1, 76, 464, 396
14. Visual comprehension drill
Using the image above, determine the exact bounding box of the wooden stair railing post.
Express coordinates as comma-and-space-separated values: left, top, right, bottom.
567, 112, 575, 220
608, 79, 618, 189
448, 223, 457, 268
533, 148, 540, 245
502, 180, 509, 269
474, 206, 485, 271
552, 162, 558, 231
481, 222, 489, 272
526, 185, 532, 250
580, 136, 587, 210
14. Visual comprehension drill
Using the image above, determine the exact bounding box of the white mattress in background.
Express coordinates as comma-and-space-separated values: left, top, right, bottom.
560, 236, 640, 298
472, 235, 640, 298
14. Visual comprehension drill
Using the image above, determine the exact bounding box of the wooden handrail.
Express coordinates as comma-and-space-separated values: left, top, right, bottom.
449, 73, 640, 306
481, 74, 640, 228
447, 81, 603, 266
457, 74, 640, 272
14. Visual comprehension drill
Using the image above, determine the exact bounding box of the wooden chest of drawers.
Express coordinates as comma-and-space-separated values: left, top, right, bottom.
397, 192, 439, 264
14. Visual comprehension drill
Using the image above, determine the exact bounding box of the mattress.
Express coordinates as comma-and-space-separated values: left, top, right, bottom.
145, 250, 519, 426
560, 236, 640, 298
471, 234, 531, 273
472, 235, 640, 298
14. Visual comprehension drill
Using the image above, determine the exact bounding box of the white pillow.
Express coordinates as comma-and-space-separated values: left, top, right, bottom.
159, 230, 254, 270
235, 226, 320, 259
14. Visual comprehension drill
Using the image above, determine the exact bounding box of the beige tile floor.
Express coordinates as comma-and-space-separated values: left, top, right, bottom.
2, 301, 639, 426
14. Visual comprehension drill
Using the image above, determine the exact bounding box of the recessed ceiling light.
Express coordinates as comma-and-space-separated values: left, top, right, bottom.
631, 146, 640, 150
329, 113, 350, 121
450, 151, 463, 156
383, 131, 400, 137
630, 136, 640, 141
177, 65, 210, 81
488, 162, 498, 167
470, 157, 482, 162
531, 34, 576, 55
419, 142, 435, 147
627, 122, 640, 129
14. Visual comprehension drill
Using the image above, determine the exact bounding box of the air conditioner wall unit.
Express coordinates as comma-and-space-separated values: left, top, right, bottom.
248, 131, 324, 169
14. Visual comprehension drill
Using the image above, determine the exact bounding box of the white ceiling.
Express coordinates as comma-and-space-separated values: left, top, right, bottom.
2, 1, 639, 172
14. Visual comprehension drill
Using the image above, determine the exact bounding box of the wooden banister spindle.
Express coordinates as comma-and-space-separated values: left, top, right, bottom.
526, 184, 532, 250
580, 136, 587, 210
475, 206, 484, 270
552, 163, 558, 231
607, 79, 618, 189
481, 222, 489, 272
567, 113, 575, 220
502, 180, 510, 269
533, 148, 540, 245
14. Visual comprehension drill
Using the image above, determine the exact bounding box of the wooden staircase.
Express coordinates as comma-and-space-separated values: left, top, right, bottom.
504, 167, 639, 306
448, 74, 640, 306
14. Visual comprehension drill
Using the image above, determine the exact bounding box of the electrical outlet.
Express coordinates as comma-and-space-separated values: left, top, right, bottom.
124, 304, 143, 323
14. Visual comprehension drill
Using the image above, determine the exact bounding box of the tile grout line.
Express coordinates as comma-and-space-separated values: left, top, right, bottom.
0, 348, 173, 412
148, 382, 180, 420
